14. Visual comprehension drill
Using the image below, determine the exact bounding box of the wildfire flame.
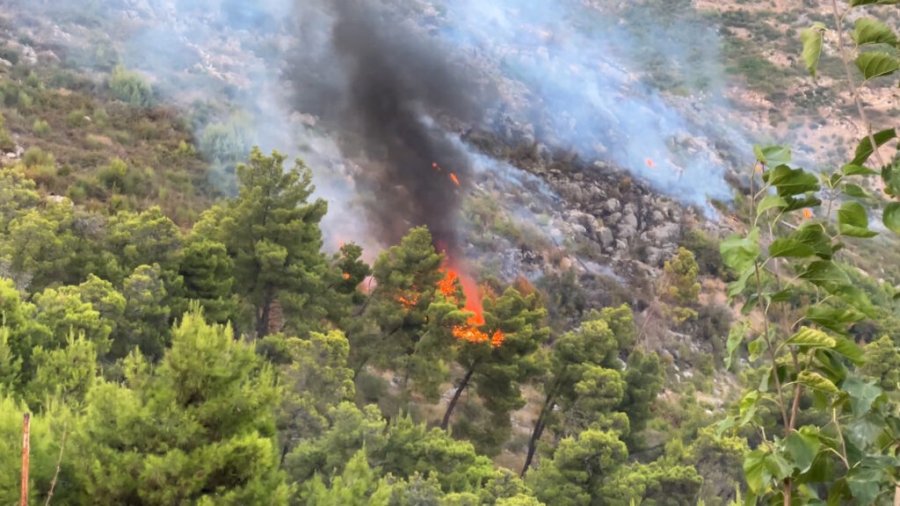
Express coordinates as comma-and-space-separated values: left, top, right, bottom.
397, 294, 419, 309
438, 266, 504, 347
449, 172, 460, 187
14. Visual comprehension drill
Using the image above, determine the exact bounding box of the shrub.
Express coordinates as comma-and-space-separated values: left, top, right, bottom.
32, 119, 51, 136
0, 113, 14, 152
109, 65, 153, 107
96, 157, 129, 190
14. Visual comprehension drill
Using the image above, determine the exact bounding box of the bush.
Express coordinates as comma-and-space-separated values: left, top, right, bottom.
96, 158, 129, 190
66, 109, 90, 128
0, 113, 14, 152
22, 147, 55, 169
681, 228, 726, 278
109, 66, 153, 107
32, 119, 51, 136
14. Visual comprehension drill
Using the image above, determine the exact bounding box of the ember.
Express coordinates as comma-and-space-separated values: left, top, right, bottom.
449, 172, 461, 187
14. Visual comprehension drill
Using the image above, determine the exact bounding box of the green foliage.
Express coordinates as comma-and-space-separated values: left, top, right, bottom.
355, 226, 457, 403
108, 66, 153, 107
0, 400, 74, 504
718, 6, 900, 495
660, 247, 701, 323
444, 287, 550, 454
523, 306, 663, 475
800, 23, 826, 76
277, 330, 356, 449
178, 238, 235, 323
208, 148, 330, 337
527, 429, 627, 506
0, 112, 14, 152
73, 308, 288, 504
116, 264, 173, 360
27, 332, 97, 409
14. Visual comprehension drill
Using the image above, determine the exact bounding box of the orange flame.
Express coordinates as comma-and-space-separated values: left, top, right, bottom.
342, 272, 351, 280
645, 158, 655, 169
397, 294, 419, 309
449, 172, 461, 187
438, 265, 504, 347
802, 208, 814, 220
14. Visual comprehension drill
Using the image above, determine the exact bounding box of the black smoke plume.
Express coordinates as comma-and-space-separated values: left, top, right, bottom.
290, 0, 493, 251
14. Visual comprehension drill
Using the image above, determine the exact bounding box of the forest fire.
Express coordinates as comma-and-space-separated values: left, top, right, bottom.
438, 267, 504, 347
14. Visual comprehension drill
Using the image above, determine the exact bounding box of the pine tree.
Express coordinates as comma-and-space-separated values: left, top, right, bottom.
216, 148, 329, 338
441, 287, 549, 455
72, 307, 289, 504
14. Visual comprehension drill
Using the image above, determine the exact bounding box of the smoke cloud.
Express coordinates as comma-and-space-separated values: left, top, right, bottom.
289, 0, 495, 251
10, 0, 754, 251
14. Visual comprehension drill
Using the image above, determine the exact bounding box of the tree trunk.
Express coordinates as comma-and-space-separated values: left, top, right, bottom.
441, 366, 477, 430
256, 287, 274, 338
521, 393, 556, 477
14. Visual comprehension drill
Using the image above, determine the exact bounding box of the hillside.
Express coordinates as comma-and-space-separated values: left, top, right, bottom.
0, 1, 898, 505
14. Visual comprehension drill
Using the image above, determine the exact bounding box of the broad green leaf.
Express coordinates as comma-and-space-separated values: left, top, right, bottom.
846, 464, 887, 505
797, 370, 839, 393
753, 144, 792, 166
748, 336, 768, 361
785, 426, 821, 473
883, 202, 900, 234
739, 390, 760, 425
853, 18, 898, 46
764, 452, 793, 481
842, 183, 870, 199
843, 376, 882, 416
743, 450, 770, 494
800, 23, 826, 76
792, 225, 833, 259
769, 237, 815, 258
800, 261, 850, 290
725, 321, 749, 370
758, 365, 771, 392
841, 164, 877, 176
716, 416, 737, 436
728, 266, 755, 298
883, 163, 900, 197
856, 52, 899, 80
765, 165, 819, 197
837, 202, 878, 237
783, 195, 823, 212
804, 306, 864, 333
833, 285, 876, 319
770, 289, 795, 303
845, 415, 885, 453
756, 194, 788, 217
720, 228, 760, 273
852, 129, 897, 166
785, 326, 837, 348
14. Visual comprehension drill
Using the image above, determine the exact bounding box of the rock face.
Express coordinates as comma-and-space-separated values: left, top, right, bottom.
467, 125, 694, 268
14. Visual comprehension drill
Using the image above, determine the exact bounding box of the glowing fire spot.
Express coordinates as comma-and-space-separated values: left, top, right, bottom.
397, 294, 419, 309
449, 172, 461, 187
645, 158, 655, 169
438, 267, 504, 347
342, 272, 351, 280
802, 208, 814, 220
